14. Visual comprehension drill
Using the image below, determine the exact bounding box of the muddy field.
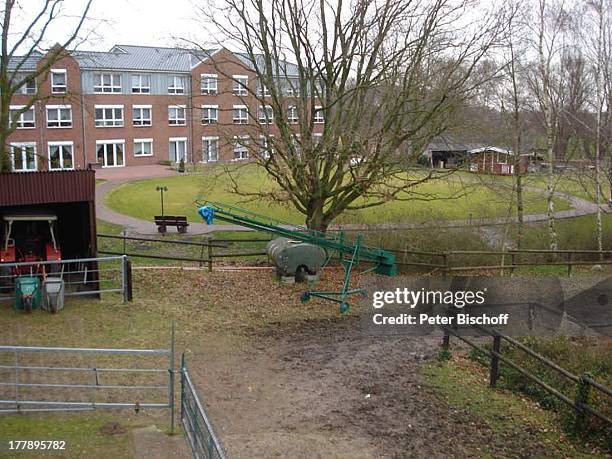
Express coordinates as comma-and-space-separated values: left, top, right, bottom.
0, 268, 599, 458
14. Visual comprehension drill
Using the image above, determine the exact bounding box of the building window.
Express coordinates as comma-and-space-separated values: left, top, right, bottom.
48, 142, 74, 170
95, 105, 124, 127
259, 135, 273, 159
96, 140, 125, 167
201, 74, 218, 95
134, 138, 153, 157
313, 133, 323, 145
233, 105, 248, 124
51, 69, 67, 93
169, 138, 187, 162
202, 137, 219, 162
233, 75, 248, 96
258, 84, 271, 97
168, 75, 185, 94
9, 105, 35, 129
201, 105, 218, 124
10, 143, 37, 171
233, 137, 249, 160
258, 105, 273, 124
285, 82, 299, 97
46, 105, 72, 128
314, 106, 324, 123
18, 76, 36, 94
94, 73, 122, 93
287, 106, 298, 123
168, 105, 186, 125
133, 105, 152, 126
131, 74, 150, 93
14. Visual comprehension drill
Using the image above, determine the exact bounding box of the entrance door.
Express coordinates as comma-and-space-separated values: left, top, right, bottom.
97, 141, 125, 167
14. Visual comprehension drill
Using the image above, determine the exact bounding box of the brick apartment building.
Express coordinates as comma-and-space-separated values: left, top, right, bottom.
6, 45, 324, 171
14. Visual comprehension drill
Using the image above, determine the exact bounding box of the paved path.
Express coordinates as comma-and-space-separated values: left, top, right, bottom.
95, 166, 607, 235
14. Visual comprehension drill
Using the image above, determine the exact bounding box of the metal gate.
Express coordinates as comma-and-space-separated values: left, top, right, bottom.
180, 355, 226, 459
0, 342, 175, 430
0, 255, 131, 303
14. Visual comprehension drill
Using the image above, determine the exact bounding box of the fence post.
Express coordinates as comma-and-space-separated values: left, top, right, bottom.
567, 252, 573, 277
489, 335, 501, 388
510, 252, 516, 277
121, 256, 129, 304
169, 321, 175, 435
122, 229, 127, 255
126, 258, 133, 302
573, 374, 591, 433
207, 244, 213, 272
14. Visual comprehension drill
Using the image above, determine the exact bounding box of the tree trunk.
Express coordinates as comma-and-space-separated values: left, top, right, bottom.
305, 199, 329, 233
546, 115, 558, 251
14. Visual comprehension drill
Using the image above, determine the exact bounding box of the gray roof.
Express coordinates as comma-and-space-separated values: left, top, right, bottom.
73, 45, 213, 72
7, 52, 42, 71
8, 45, 301, 76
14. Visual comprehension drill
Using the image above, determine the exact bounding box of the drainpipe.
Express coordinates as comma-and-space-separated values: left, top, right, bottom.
80, 73, 87, 168
188, 74, 194, 164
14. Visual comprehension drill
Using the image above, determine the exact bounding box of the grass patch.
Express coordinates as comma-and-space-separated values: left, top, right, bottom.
105, 165, 569, 226
0, 412, 148, 459
424, 357, 609, 458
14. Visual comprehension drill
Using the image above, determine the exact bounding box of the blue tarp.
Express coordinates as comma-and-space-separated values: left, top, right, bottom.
198, 206, 215, 225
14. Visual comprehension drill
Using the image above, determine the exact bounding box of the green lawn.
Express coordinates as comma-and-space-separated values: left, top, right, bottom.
105, 165, 570, 226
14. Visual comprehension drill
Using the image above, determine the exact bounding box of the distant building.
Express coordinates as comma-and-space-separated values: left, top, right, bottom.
6, 45, 322, 171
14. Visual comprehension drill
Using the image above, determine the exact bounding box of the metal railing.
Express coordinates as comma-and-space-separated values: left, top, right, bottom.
0, 341, 175, 431
180, 354, 226, 459
0, 255, 132, 303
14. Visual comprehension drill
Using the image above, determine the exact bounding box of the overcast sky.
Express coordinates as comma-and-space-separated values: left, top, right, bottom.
12, 0, 213, 53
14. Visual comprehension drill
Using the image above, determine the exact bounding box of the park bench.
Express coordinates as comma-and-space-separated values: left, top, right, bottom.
154, 215, 189, 234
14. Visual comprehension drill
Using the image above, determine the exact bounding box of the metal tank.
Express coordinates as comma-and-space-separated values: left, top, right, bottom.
266, 237, 327, 281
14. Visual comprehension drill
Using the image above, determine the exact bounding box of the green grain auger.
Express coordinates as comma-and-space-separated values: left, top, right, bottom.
197, 201, 397, 313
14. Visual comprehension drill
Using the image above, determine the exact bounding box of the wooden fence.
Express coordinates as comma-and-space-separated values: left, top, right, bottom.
442, 325, 612, 431
98, 233, 611, 275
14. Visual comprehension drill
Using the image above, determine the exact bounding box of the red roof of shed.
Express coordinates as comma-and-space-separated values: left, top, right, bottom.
0, 170, 96, 207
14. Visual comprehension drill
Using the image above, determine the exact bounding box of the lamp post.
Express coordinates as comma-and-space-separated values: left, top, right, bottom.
156, 186, 168, 216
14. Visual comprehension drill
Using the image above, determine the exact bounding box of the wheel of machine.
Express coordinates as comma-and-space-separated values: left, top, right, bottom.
178, 225, 188, 234
23, 295, 32, 314
157, 225, 167, 234
339, 302, 350, 314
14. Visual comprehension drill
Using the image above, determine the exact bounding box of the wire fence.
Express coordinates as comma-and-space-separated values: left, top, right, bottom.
0, 256, 131, 304
181, 354, 227, 459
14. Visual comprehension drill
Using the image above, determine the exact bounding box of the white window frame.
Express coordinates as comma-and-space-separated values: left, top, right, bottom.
233, 75, 248, 96
46, 105, 72, 128
259, 135, 273, 159
201, 105, 218, 124
200, 73, 218, 95
18, 76, 36, 94
233, 136, 249, 161
169, 137, 188, 163
233, 105, 248, 124
258, 105, 273, 124
133, 105, 152, 126
96, 139, 125, 168
168, 105, 186, 126
258, 84, 271, 97
287, 106, 298, 123
51, 69, 67, 94
10, 142, 37, 172
47, 141, 74, 170
131, 74, 151, 93
94, 73, 122, 93
202, 136, 219, 163
134, 138, 153, 157
168, 75, 185, 94
95, 104, 124, 127
9, 105, 35, 129
314, 106, 324, 123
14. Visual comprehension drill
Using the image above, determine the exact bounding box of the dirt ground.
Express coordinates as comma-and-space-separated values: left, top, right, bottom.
188, 318, 560, 458
1, 268, 603, 458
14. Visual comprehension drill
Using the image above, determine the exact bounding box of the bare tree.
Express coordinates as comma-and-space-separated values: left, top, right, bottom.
193, 0, 503, 231
526, 0, 572, 250
0, 0, 94, 172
